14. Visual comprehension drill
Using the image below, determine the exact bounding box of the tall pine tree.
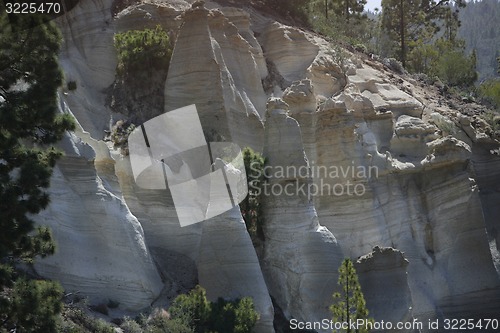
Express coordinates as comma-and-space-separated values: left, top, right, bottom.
381, 0, 466, 67
331, 0, 367, 23
0, 10, 74, 333
317, 0, 369, 41
330, 258, 372, 333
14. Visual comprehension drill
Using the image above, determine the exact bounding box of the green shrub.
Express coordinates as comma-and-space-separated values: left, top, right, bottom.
169, 285, 210, 331
114, 25, 172, 76
233, 297, 260, 333
479, 79, 500, 109
434, 50, 477, 88
407, 40, 439, 74
168, 285, 259, 333
116, 286, 259, 333
408, 39, 477, 88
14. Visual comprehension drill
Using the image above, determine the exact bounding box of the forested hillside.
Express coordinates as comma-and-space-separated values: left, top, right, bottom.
458, 0, 500, 81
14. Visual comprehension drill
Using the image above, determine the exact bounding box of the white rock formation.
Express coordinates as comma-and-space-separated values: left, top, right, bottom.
164, 4, 266, 149
28, 0, 500, 332
262, 100, 343, 323
35, 110, 163, 310
356, 247, 414, 330
258, 22, 319, 84
390, 115, 439, 157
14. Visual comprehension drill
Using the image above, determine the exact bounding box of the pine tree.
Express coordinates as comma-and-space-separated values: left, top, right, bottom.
330, 259, 372, 333
331, 0, 367, 23
0, 11, 74, 333
240, 147, 266, 239
381, 0, 466, 67
326, 0, 372, 44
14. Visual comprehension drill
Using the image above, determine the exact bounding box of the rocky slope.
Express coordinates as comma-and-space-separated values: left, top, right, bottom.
32, 0, 500, 331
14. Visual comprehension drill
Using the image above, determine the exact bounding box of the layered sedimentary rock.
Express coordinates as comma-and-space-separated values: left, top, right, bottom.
29, 0, 500, 332
35, 110, 163, 310
356, 247, 413, 329
258, 22, 319, 85
55, 0, 118, 138
42, 1, 276, 330
261, 100, 343, 323
164, 3, 266, 149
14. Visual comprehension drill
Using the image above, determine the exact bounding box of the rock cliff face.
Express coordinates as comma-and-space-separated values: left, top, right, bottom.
34, 111, 163, 310
262, 102, 343, 323
32, 0, 500, 332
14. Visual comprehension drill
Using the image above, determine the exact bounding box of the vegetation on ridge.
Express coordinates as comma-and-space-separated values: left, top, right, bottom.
276, 0, 500, 139
114, 25, 172, 76
118, 285, 259, 333
304, 0, 478, 89
108, 25, 173, 123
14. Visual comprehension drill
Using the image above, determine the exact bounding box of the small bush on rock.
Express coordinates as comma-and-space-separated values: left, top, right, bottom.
109, 25, 173, 123
114, 25, 172, 76
479, 79, 500, 109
